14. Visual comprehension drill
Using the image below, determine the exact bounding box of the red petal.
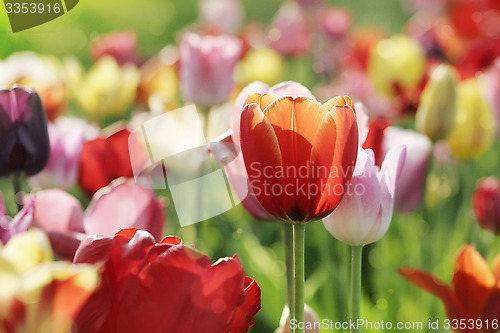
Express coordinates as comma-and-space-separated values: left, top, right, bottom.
240, 103, 285, 219
78, 138, 116, 195
229, 276, 262, 333
106, 129, 134, 178
361, 117, 391, 166
399, 268, 476, 329
452, 245, 496, 319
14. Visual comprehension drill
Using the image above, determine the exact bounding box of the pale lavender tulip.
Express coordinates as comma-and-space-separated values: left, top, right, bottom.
0, 195, 34, 244
179, 33, 242, 107
215, 81, 314, 220
323, 145, 406, 246
382, 127, 432, 213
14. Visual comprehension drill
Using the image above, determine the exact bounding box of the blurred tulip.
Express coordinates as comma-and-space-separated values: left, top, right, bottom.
447, 78, 496, 159
33, 179, 165, 260
319, 7, 351, 41
199, 0, 244, 34
473, 177, 500, 235
367, 34, 426, 97
382, 127, 432, 213
400, 245, 500, 331
0, 86, 50, 178
0, 196, 34, 244
179, 33, 242, 107
416, 64, 458, 141
0, 52, 68, 121
236, 47, 285, 85
484, 58, 500, 134
68, 56, 140, 118
0, 229, 98, 333
361, 117, 391, 166
268, 2, 312, 56
239, 94, 358, 223
275, 305, 320, 333
78, 128, 134, 195
136, 46, 179, 109
73, 228, 261, 333
90, 30, 141, 66
29, 122, 85, 190
323, 146, 406, 246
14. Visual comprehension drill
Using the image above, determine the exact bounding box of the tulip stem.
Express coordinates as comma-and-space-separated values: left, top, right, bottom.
292, 223, 306, 333
283, 223, 295, 311
350, 245, 363, 333
12, 172, 23, 212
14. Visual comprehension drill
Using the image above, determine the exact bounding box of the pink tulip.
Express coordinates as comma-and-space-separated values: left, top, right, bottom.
199, 0, 244, 34
485, 58, 500, 135
267, 2, 312, 56
179, 33, 242, 107
382, 127, 432, 212
212, 81, 315, 221
32, 179, 165, 260
323, 146, 406, 246
0, 195, 34, 244
29, 121, 86, 190
90, 30, 141, 66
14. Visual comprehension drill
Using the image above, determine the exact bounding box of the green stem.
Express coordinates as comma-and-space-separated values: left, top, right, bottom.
283, 223, 295, 311
350, 245, 363, 333
292, 223, 306, 333
12, 172, 23, 212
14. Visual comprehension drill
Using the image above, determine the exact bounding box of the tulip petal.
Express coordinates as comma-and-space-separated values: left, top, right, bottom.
399, 268, 473, 326
452, 245, 496, 319
309, 103, 358, 219
0, 198, 35, 244
240, 103, 285, 219
494, 255, 500, 279
229, 276, 262, 333
263, 97, 328, 221
482, 289, 500, 333
268, 81, 315, 100
0, 192, 6, 217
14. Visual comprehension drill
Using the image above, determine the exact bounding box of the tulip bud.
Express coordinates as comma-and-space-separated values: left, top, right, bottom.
416, 64, 458, 141
447, 78, 496, 159
0, 86, 50, 177
367, 34, 426, 96
472, 177, 500, 235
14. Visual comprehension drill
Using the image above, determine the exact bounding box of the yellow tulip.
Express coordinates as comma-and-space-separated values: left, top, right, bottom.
416, 64, 458, 141
236, 47, 285, 85
67, 56, 140, 118
447, 78, 496, 159
367, 34, 426, 97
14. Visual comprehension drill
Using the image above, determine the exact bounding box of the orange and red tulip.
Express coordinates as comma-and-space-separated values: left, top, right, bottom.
400, 245, 500, 332
239, 94, 358, 223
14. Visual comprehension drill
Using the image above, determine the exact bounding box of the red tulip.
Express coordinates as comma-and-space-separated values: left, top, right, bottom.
400, 245, 500, 332
361, 117, 390, 166
239, 95, 358, 223
90, 30, 141, 66
73, 228, 261, 333
473, 177, 500, 235
78, 128, 134, 195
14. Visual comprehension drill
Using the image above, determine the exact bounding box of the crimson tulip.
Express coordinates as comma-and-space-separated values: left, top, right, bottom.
78, 128, 134, 195
239, 94, 358, 223
73, 228, 261, 333
473, 177, 500, 235
0, 86, 50, 177
400, 245, 500, 332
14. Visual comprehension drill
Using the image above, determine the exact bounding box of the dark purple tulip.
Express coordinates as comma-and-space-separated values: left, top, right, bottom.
0, 86, 50, 177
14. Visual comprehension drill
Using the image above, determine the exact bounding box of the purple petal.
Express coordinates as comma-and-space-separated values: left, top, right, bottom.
0, 196, 35, 244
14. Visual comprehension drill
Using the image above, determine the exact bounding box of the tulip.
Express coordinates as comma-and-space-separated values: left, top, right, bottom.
0, 196, 34, 244
90, 30, 141, 66
416, 64, 458, 141
447, 78, 496, 159
319, 8, 351, 41
361, 117, 391, 166
236, 47, 285, 85
382, 126, 432, 212
0, 86, 50, 178
0, 229, 98, 333
323, 146, 406, 246
0, 52, 68, 121
68, 56, 140, 118
484, 59, 500, 134
199, 0, 244, 34
367, 34, 426, 97
472, 177, 500, 235
267, 2, 312, 56
240, 94, 358, 223
73, 228, 261, 333
29, 121, 85, 190
400, 245, 500, 330
78, 128, 135, 196
179, 33, 242, 107
32, 179, 165, 260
